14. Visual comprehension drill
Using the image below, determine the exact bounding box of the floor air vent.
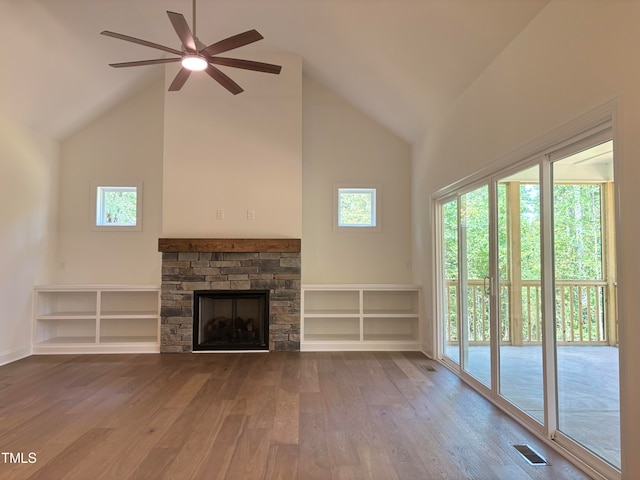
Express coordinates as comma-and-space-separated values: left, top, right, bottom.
419, 364, 437, 372
513, 444, 548, 466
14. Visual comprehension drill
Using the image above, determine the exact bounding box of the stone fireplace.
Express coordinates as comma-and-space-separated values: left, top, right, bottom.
158, 238, 301, 352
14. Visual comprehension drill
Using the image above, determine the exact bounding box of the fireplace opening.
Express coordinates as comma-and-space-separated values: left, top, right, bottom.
193, 290, 269, 351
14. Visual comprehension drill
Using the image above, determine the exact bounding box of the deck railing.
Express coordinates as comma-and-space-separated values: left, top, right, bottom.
445, 279, 608, 345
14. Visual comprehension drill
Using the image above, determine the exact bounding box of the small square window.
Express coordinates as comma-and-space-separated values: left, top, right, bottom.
91, 183, 142, 231
338, 188, 376, 227
333, 184, 381, 232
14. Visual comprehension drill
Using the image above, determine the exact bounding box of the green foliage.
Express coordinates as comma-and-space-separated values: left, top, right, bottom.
443, 200, 458, 279
443, 182, 602, 282
339, 191, 374, 226
553, 184, 602, 280
104, 191, 137, 225
519, 183, 542, 280
497, 183, 509, 280
460, 186, 489, 279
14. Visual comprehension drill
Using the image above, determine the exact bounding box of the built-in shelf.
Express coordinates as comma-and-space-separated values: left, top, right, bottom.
301, 285, 421, 351
33, 285, 160, 354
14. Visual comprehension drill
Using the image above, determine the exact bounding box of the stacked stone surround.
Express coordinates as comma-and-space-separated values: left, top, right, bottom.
159, 239, 301, 353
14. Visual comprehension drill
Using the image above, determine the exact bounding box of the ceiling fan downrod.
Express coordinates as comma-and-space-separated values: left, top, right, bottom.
192, 0, 197, 42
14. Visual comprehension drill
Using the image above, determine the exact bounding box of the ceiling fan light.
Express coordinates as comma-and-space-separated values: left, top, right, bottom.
182, 54, 208, 71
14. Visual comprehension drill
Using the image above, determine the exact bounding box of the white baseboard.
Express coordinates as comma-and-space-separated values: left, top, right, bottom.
0, 346, 32, 367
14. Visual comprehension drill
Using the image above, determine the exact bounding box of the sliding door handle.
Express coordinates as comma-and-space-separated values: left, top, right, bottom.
483, 276, 494, 296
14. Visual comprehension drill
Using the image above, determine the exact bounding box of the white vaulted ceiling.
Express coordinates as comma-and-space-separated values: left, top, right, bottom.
0, 0, 549, 142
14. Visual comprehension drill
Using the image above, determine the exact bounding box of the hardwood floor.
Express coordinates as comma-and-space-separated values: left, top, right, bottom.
0, 352, 591, 479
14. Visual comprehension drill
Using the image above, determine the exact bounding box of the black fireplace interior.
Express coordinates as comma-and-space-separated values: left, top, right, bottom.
193, 290, 269, 351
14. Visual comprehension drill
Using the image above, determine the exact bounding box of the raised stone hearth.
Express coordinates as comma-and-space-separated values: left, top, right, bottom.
159, 238, 301, 352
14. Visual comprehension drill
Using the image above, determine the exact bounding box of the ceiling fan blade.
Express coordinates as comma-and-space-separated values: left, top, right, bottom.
101, 31, 183, 56
207, 57, 282, 75
167, 11, 197, 53
205, 65, 244, 95
109, 58, 182, 68
168, 67, 192, 91
200, 29, 264, 57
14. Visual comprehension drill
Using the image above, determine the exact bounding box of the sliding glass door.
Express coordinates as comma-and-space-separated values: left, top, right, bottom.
551, 141, 619, 469
440, 185, 491, 388
459, 185, 491, 388
496, 165, 544, 424
436, 132, 620, 475
441, 198, 460, 364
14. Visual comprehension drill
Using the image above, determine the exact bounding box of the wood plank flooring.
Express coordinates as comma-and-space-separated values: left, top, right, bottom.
0, 352, 592, 479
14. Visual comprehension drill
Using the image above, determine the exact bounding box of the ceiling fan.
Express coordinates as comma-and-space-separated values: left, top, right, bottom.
101, 0, 282, 94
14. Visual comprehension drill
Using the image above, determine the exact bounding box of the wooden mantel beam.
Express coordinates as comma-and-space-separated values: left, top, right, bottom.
158, 238, 301, 253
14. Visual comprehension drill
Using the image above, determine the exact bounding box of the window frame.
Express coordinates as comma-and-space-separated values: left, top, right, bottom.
333, 183, 382, 232
91, 181, 143, 232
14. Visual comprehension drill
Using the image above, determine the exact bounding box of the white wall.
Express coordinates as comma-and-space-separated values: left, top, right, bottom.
162, 53, 302, 238
56, 80, 164, 284
302, 76, 412, 284
56, 51, 410, 288
0, 115, 58, 365
412, 1, 640, 475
